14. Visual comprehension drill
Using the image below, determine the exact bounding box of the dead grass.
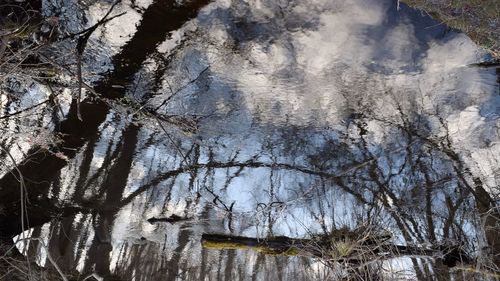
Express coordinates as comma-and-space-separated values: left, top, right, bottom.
402, 0, 500, 58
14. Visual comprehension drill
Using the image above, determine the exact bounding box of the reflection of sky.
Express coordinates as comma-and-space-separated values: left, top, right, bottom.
10, 0, 499, 279
108, 0, 498, 276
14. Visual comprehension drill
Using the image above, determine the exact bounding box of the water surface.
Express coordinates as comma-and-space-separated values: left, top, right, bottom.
0, 0, 498, 280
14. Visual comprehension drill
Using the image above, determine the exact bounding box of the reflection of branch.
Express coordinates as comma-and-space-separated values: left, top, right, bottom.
67, 1, 125, 39
119, 160, 372, 208
153, 65, 210, 112
0, 99, 49, 120
357, 108, 499, 275
0, 83, 63, 120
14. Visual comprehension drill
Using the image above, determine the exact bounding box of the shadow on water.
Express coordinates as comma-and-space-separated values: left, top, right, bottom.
0, 0, 211, 244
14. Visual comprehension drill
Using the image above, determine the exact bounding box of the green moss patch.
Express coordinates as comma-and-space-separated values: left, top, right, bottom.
202, 239, 300, 256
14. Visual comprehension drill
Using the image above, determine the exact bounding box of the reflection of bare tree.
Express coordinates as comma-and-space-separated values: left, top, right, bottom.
3, 104, 497, 281
330, 101, 500, 279
82, 124, 139, 277
0, 1, 214, 280
0, 1, 498, 280
181, 91, 497, 280
0, 0, 212, 237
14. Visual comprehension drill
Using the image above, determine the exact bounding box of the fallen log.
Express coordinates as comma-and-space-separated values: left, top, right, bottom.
201, 233, 472, 267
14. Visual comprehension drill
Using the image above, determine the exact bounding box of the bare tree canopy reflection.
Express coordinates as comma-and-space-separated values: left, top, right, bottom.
0, 0, 498, 280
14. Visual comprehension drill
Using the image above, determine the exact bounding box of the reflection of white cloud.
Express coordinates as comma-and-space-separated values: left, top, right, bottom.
424, 35, 481, 71
224, 0, 387, 127
0, 94, 8, 110
295, 1, 384, 73
87, 0, 147, 51
447, 105, 500, 194
161, 0, 495, 135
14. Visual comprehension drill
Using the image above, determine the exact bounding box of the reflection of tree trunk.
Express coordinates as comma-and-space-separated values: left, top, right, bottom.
0, 0, 212, 240
72, 133, 100, 201
48, 216, 77, 271
273, 256, 284, 281
473, 178, 500, 268
93, 0, 211, 99
421, 163, 451, 281
84, 124, 139, 277
224, 247, 236, 281
0, 36, 7, 61
251, 253, 265, 281
166, 228, 192, 281
198, 206, 211, 279
26, 226, 42, 257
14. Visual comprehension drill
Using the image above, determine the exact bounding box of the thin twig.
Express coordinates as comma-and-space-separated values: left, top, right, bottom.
0, 99, 50, 120
16, 237, 68, 281
0, 143, 31, 278
153, 65, 210, 112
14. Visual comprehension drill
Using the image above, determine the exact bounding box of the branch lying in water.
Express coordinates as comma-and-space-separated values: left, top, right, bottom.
201, 232, 473, 268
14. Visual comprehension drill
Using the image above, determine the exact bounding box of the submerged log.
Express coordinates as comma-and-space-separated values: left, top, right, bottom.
201, 233, 472, 267
201, 233, 309, 257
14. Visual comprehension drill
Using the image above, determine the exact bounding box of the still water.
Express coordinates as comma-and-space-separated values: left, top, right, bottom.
0, 0, 498, 280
